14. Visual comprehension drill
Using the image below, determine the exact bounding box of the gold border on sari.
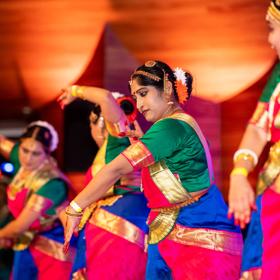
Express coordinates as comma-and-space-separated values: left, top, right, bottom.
257, 140, 280, 194
122, 140, 155, 169
89, 208, 146, 249
149, 160, 193, 204
32, 235, 75, 262
26, 193, 54, 214
249, 102, 269, 131
168, 224, 243, 256
78, 195, 122, 230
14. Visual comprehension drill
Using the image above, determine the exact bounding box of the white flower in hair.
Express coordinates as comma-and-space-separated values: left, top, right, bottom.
111, 92, 124, 100
28, 120, 59, 152
174, 67, 186, 85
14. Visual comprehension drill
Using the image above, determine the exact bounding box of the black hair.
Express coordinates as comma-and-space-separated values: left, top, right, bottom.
89, 103, 102, 124
130, 60, 193, 101
21, 125, 52, 153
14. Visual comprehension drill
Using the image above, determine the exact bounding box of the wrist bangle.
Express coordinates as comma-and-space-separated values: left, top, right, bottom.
230, 167, 249, 177
233, 149, 258, 166
70, 200, 83, 213
65, 209, 83, 217
71, 85, 86, 100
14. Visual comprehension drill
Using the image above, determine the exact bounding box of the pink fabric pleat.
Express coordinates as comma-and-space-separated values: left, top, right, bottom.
158, 238, 241, 280
85, 223, 147, 280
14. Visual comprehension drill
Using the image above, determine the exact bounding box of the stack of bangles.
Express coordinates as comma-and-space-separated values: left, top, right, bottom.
230, 148, 258, 177
65, 201, 84, 217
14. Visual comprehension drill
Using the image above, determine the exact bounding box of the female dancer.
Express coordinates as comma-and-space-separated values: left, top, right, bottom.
0, 121, 74, 280
63, 61, 243, 280
229, 1, 280, 278
58, 88, 149, 279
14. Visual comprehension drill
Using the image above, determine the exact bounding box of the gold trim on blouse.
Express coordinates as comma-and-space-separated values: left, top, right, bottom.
89, 207, 146, 249
168, 224, 243, 256
122, 140, 154, 169
32, 235, 75, 262
26, 193, 53, 214
257, 140, 280, 194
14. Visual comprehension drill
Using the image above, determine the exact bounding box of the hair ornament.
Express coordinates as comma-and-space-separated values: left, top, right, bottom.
145, 60, 157, 67
28, 120, 59, 152
267, 0, 280, 25
174, 67, 188, 104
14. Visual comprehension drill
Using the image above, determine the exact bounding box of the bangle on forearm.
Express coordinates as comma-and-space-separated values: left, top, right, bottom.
230, 167, 249, 177
233, 148, 258, 167
65, 208, 83, 217
70, 200, 83, 213
71, 85, 86, 100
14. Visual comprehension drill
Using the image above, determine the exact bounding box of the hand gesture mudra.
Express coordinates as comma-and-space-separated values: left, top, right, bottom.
125, 120, 144, 143
57, 87, 76, 109
63, 206, 82, 253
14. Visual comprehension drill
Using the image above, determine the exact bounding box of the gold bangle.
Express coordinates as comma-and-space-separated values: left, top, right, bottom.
71, 85, 86, 100
230, 167, 249, 177
65, 209, 83, 217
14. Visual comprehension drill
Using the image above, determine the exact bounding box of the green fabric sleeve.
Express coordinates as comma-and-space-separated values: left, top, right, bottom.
36, 179, 67, 215
140, 118, 187, 161
105, 134, 130, 164
260, 62, 280, 102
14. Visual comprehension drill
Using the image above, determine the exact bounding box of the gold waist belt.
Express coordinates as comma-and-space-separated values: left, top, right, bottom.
148, 191, 207, 244
168, 224, 243, 256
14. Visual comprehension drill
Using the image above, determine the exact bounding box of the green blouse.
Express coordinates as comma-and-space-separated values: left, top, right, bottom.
140, 118, 211, 192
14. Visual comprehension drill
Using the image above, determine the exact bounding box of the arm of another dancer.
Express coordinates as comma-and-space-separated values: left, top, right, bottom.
63, 154, 133, 250
228, 123, 267, 228
57, 86, 124, 124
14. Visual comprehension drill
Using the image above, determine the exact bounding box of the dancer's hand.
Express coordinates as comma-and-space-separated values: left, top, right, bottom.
63, 207, 81, 254
228, 175, 256, 229
57, 87, 76, 109
126, 120, 144, 143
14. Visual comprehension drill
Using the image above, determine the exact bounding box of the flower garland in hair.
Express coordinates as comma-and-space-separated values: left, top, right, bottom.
174, 67, 188, 104
28, 120, 59, 152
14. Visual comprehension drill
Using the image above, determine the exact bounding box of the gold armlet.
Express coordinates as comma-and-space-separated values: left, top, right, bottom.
65, 209, 83, 217
71, 85, 86, 100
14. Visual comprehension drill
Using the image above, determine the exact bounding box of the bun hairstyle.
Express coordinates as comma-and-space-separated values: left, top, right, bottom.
21, 121, 59, 153
130, 60, 193, 103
